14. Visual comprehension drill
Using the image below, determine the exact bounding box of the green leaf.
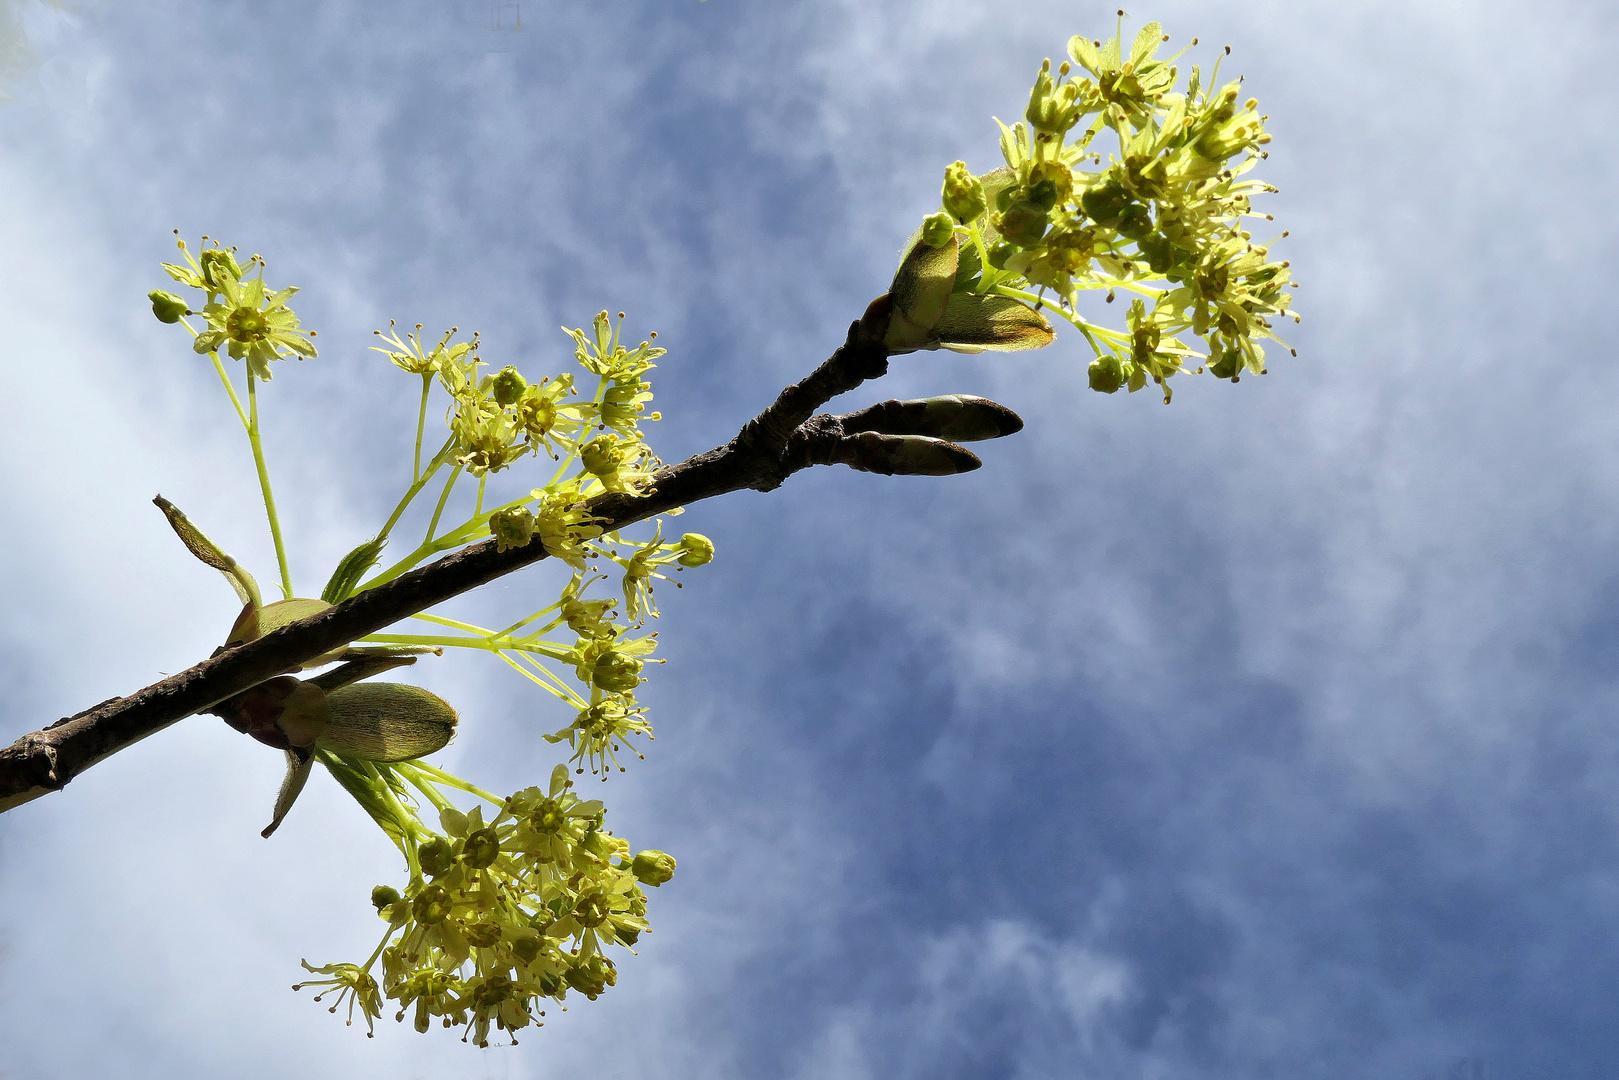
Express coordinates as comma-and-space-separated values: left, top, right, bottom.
933, 293, 1055, 353
153, 495, 262, 609
322, 536, 387, 603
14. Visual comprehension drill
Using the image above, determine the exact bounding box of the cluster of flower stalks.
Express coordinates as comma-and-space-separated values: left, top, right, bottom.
136, 17, 1293, 1047
297, 764, 676, 1043
148, 228, 716, 1043
881, 16, 1297, 402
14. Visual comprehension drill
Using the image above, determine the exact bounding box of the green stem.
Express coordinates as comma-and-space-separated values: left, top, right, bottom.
424, 464, 463, 546
246, 372, 295, 599
378, 436, 456, 541
398, 765, 457, 813
408, 760, 505, 807
413, 373, 431, 483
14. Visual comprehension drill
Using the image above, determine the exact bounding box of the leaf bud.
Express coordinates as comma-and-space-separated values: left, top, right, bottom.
1088, 354, 1126, 394
676, 533, 715, 568
941, 161, 987, 224
148, 290, 190, 324
489, 505, 537, 553
418, 837, 456, 878
632, 849, 677, 887
487, 365, 527, 406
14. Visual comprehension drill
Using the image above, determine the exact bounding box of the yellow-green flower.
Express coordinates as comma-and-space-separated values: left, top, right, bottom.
192, 271, 317, 381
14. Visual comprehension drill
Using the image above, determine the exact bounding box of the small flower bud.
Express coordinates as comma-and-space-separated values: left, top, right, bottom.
1025, 58, 1084, 135
1080, 181, 1131, 228
472, 974, 512, 1006
591, 651, 643, 693
920, 212, 956, 249
489, 505, 536, 553
1088, 354, 1126, 394
488, 365, 527, 406
993, 200, 1049, 247
199, 248, 241, 289
565, 955, 615, 998
418, 837, 456, 878
148, 290, 190, 324
461, 827, 500, 870
371, 885, 402, 910
580, 434, 625, 478
676, 533, 715, 568
632, 849, 677, 886
942, 161, 987, 225
464, 922, 502, 948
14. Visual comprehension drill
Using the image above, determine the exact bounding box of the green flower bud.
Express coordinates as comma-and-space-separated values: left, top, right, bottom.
591, 651, 643, 693
412, 883, 453, 923
461, 826, 501, 870
1137, 234, 1175, 274
1025, 58, 1084, 135
676, 533, 715, 568
488, 365, 527, 406
371, 885, 402, 911
565, 955, 615, 998
920, 212, 956, 249
994, 200, 1049, 248
986, 242, 1014, 270
148, 290, 190, 324
942, 161, 987, 225
511, 936, 543, 966
1208, 347, 1242, 381
489, 505, 536, 553
464, 922, 502, 948
1117, 202, 1153, 240
472, 974, 512, 1007
1028, 161, 1074, 207
418, 837, 456, 878
632, 849, 677, 887
580, 434, 624, 478
1080, 182, 1131, 228
1088, 354, 1126, 394
199, 248, 241, 290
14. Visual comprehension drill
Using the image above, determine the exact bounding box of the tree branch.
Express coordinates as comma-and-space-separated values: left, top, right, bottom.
0, 320, 896, 813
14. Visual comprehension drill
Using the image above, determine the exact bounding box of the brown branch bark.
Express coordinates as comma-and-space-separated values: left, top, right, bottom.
0, 320, 893, 814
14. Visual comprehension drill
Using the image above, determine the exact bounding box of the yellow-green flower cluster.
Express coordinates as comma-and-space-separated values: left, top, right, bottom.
300, 764, 674, 1047
156, 236, 318, 381
931, 20, 1297, 402
149, 228, 716, 1045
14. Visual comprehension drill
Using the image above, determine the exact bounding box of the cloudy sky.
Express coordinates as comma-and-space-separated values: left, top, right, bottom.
2, 1, 1617, 1077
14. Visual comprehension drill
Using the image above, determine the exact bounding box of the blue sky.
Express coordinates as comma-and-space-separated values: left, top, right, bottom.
2, 1, 1618, 1077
